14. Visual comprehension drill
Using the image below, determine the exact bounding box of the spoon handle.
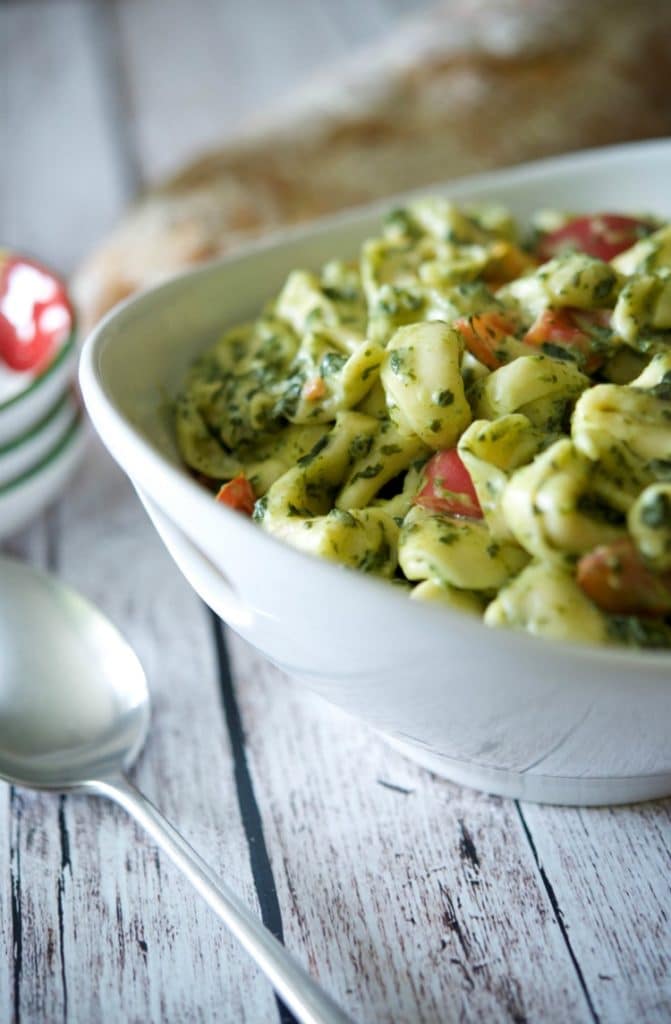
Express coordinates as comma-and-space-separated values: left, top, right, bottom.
93, 775, 353, 1024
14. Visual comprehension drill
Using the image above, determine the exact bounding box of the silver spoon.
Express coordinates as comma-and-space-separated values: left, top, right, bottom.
0, 555, 351, 1024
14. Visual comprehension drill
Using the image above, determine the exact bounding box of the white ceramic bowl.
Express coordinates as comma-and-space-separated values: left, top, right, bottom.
0, 414, 87, 541
80, 141, 671, 805
0, 391, 79, 487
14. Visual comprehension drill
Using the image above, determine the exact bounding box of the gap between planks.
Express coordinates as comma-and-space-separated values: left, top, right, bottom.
2, 450, 284, 1022
225, 633, 600, 1023
3, 453, 670, 1022
1, 465, 624, 1024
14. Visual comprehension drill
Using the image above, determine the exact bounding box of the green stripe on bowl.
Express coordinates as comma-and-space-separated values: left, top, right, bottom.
0, 412, 84, 496
0, 390, 75, 456
0, 323, 77, 414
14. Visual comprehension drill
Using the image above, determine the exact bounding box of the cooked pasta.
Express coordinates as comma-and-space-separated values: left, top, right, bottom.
175, 201, 671, 649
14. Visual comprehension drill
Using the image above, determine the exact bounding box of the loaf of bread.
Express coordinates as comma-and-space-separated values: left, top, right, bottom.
73, 0, 671, 335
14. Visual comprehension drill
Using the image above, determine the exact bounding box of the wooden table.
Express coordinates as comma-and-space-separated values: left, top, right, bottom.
2, 3, 670, 1021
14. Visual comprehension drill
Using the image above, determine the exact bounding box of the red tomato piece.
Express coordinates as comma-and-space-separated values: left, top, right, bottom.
415, 449, 482, 519
216, 475, 256, 516
453, 312, 519, 370
0, 253, 73, 372
523, 307, 610, 373
537, 214, 653, 263
577, 538, 671, 617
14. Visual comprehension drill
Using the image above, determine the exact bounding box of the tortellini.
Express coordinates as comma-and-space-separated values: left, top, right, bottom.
611, 274, 671, 343
498, 252, 619, 318
336, 419, 428, 511
410, 579, 486, 615
628, 484, 671, 571
258, 412, 379, 525
458, 415, 551, 541
471, 354, 588, 430
484, 562, 610, 645
398, 505, 528, 591
502, 439, 625, 562
380, 322, 471, 448
266, 506, 399, 578
572, 352, 671, 511
611, 224, 671, 276
176, 199, 671, 649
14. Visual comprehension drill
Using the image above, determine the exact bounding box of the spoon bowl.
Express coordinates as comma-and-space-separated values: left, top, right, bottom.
0, 555, 350, 1024
0, 556, 149, 789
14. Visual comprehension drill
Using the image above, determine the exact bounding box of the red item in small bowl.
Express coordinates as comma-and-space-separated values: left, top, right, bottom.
0, 252, 73, 373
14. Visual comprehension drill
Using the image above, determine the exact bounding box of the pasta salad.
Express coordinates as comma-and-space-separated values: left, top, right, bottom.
175, 201, 671, 648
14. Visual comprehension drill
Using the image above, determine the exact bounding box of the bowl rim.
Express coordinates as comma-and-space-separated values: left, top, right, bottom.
80, 138, 671, 669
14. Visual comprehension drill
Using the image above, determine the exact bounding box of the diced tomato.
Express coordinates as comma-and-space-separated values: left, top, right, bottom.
303, 376, 327, 401
537, 214, 653, 263
216, 475, 256, 516
453, 312, 519, 370
523, 307, 610, 373
415, 449, 482, 519
0, 253, 73, 372
577, 538, 671, 617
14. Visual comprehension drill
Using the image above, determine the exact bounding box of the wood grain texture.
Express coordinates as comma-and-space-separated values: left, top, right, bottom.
6, 790, 68, 1024
520, 800, 671, 1022
227, 633, 594, 1024
0, 517, 66, 1024
0, 787, 11, 1021
51, 445, 278, 1022
109, 0, 671, 1017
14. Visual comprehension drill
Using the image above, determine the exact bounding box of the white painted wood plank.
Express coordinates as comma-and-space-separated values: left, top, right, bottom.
0, 9, 134, 1012
51, 444, 277, 1022
1, 514, 68, 1022
0, 512, 53, 565
521, 800, 671, 1022
115, 0, 410, 181
227, 634, 594, 1024
0, 784, 10, 1022
1, 0, 340, 1017
5, 789, 68, 1022
0, 1, 128, 273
